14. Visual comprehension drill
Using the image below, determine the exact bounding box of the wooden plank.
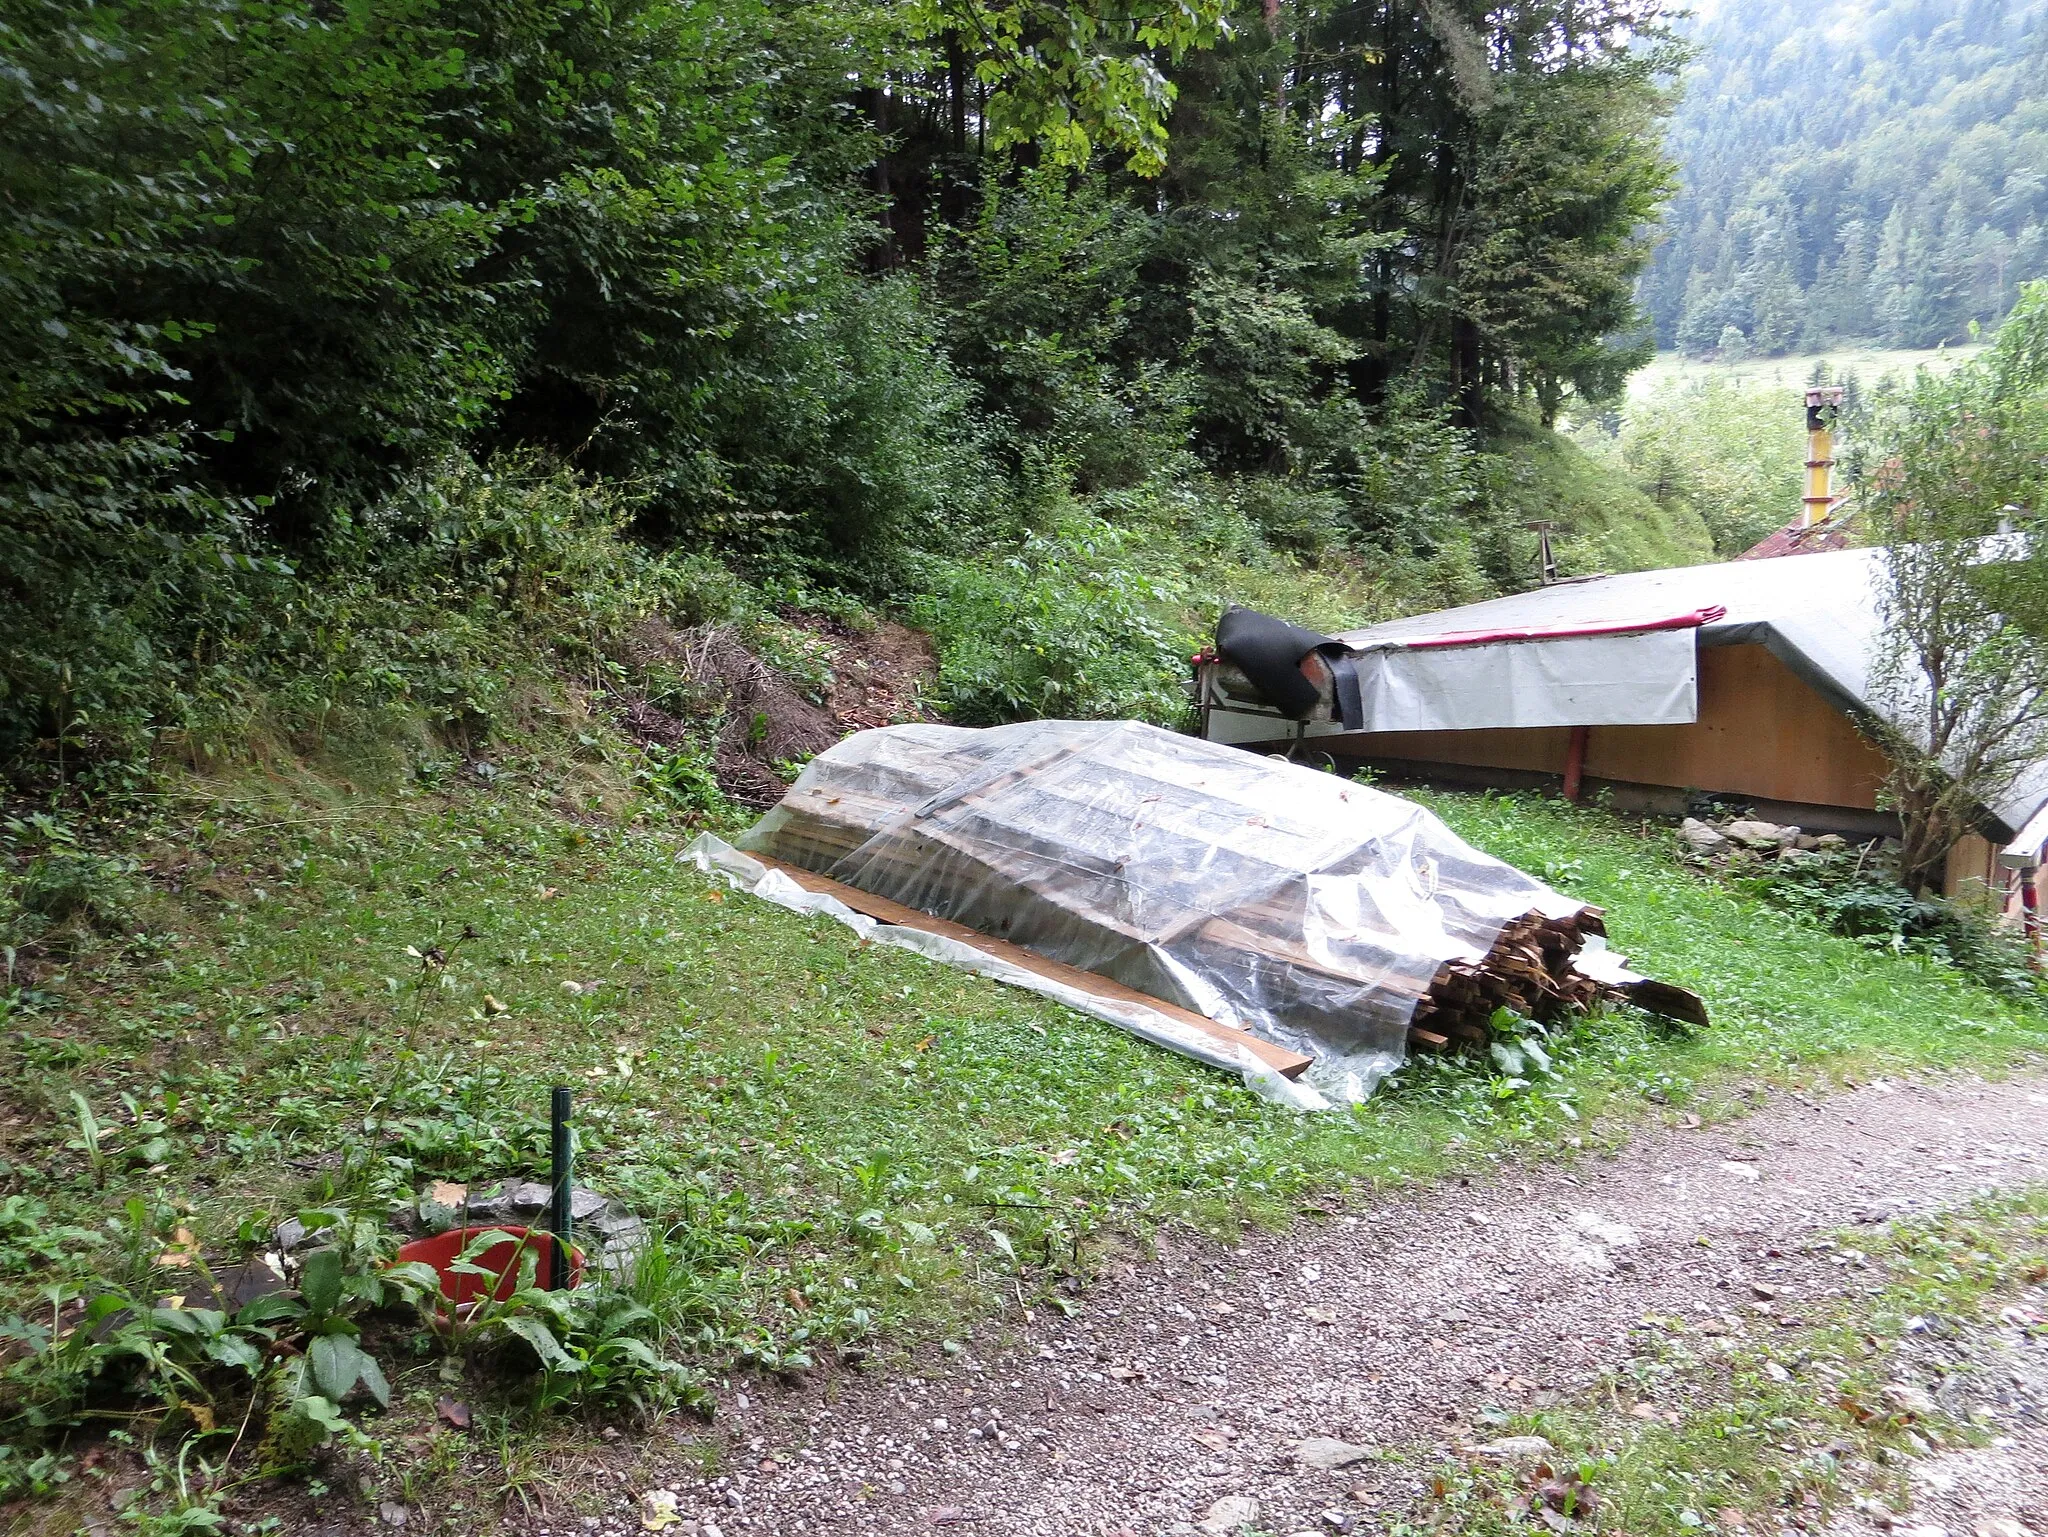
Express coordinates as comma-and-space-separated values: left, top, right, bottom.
749, 853, 1315, 1081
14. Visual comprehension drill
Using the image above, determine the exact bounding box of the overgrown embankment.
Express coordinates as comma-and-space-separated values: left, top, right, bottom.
5, 0, 1693, 807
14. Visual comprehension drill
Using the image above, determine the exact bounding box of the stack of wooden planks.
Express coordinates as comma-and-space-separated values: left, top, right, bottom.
742, 722, 1703, 1079
1404, 908, 1608, 1053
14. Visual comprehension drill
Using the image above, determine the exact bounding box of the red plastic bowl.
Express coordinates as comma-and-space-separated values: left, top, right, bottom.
394, 1225, 584, 1304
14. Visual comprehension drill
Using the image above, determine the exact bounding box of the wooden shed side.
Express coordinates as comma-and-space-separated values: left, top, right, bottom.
1328, 643, 1892, 810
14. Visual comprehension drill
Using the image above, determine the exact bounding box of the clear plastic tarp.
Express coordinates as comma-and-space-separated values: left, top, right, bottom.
734, 720, 1591, 1102
681, 834, 1329, 1110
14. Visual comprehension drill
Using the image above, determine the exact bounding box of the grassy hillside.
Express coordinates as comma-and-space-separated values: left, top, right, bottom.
1489, 418, 1717, 576
5, 721, 2045, 1523
1627, 344, 1985, 400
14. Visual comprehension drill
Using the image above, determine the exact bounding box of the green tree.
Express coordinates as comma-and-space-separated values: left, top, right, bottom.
1458, 43, 1678, 424
1641, 0, 2048, 351
1864, 282, 2048, 893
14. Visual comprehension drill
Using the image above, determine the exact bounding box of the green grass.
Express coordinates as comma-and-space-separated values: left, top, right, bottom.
3, 765, 2045, 1524
1626, 344, 1986, 401
6, 776, 2041, 1348
1397, 1187, 2048, 1537
1413, 789, 2047, 1086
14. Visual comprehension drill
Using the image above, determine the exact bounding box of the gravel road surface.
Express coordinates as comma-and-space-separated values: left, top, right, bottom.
570, 1073, 2048, 1537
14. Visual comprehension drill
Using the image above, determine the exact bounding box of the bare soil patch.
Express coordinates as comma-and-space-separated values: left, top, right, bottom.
613, 615, 935, 809
800, 613, 938, 735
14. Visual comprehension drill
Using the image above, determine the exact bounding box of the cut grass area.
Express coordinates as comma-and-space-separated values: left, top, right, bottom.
1625, 345, 1986, 401
3, 766, 2046, 1504
1399, 1186, 2048, 1537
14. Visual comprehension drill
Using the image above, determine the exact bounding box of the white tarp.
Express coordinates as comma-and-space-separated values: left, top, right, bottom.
680, 833, 1331, 1111
1351, 626, 1699, 733
1321, 546, 2048, 836
729, 720, 1599, 1104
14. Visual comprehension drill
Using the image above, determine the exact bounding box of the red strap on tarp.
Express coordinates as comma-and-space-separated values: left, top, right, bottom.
1394, 606, 1727, 651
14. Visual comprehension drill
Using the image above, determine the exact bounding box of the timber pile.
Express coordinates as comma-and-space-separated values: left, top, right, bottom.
743, 721, 1703, 1077
1404, 908, 1608, 1053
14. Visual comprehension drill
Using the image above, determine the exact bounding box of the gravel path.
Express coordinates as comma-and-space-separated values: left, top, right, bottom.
611, 1073, 2048, 1537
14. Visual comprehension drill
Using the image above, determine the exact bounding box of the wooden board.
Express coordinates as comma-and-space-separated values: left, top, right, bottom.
749, 853, 1315, 1080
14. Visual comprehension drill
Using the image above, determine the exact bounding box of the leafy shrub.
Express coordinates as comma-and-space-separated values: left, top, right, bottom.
4, 456, 689, 789
1186, 273, 1360, 475
0, 1196, 102, 1278
909, 513, 1195, 725
1228, 478, 1350, 559
1327, 387, 1490, 555
635, 746, 732, 823
939, 169, 1191, 496
476, 1283, 706, 1417
714, 275, 993, 586
3, 815, 141, 951
1, 1200, 705, 1480
0, 1200, 435, 1446
1736, 850, 2041, 998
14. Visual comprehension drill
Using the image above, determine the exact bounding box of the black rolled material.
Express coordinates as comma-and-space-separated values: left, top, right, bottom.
1214, 606, 1333, 719
1326, 649, 1364, 732
1214, 605, 1363, 728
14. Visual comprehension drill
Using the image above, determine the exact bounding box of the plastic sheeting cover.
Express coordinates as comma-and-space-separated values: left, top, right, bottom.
1350, 626, 1698, 732
737, 719, 1588, 1102
681, 834, 1329, 1110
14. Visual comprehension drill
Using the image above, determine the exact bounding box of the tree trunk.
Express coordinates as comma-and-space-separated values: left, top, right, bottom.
1453, 313, 1484, 428
1894, 782, 1957, 897
1265, 0, 1286, 111
866, 88, 897, 272
948, 34, 967, 153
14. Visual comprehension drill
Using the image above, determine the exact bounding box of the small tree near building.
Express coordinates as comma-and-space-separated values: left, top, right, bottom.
1864, 283, 2048, 894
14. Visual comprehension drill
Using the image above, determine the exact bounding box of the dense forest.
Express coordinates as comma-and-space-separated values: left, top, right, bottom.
1, 0, 1697, 796
1639, 0, 2048, 355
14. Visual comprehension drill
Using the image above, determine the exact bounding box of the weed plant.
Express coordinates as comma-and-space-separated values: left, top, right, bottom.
1727, 846, 2042, 999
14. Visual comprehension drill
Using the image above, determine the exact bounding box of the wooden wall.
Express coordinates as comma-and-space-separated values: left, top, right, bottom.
1330, 643, 1893, 812
1947, 833, 2002, 910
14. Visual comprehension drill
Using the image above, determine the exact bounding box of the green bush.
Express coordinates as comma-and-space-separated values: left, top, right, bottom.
712, 275, 993, 586
909, 513, 1196, 725
1228, 478, 1351, 560
1735, 849, 2041, 999
938, 169, 1195, 497
2, 454, 688, 790
3, 815, 142, 951
1570, 377, 1802, 557
634, 745, 732, 823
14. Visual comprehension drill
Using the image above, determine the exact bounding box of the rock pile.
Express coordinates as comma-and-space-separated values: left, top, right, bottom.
1677, 813, 1886, 875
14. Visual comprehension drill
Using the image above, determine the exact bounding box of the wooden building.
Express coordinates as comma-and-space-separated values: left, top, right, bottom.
1200, 548, 2048, 904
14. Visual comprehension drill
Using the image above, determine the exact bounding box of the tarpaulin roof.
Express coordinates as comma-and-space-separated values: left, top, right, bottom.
1331, 546, 2048, 840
